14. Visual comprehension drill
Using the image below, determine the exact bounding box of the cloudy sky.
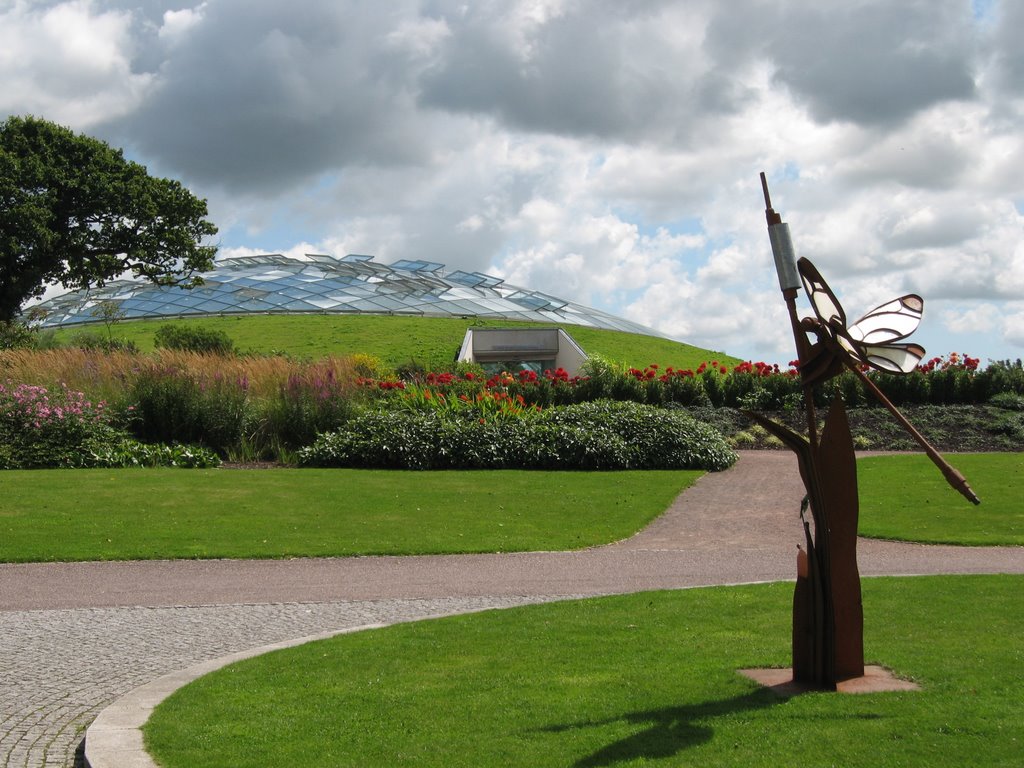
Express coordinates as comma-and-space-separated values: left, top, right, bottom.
4, 0, 1023, 365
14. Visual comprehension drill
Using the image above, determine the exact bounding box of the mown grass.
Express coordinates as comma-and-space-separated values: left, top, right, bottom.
50, 314, 738, 369
858, 453, 1023, 545
2, 454, 1018, 563
144, 575, 1024, 768
0, 469, 699, 562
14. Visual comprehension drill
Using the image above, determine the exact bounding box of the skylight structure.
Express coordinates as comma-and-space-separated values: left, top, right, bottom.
29, 253, 664, 337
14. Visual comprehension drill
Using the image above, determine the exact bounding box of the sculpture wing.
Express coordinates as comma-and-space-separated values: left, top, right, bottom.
855, 342, 927, 374
797, 257, 847, 329
847, 295, 923, 345
845, 294, 925, 373
798, 258, 925, 374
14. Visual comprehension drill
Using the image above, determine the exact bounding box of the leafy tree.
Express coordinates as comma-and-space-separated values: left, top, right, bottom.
0, 115, 218, 321
92, 299, 126, 343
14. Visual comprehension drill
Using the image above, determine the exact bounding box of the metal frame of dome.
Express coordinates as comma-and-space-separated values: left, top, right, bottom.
29, 253, 665, 337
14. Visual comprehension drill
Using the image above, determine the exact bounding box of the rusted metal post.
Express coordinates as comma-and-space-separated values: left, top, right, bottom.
760, 173, 840, 688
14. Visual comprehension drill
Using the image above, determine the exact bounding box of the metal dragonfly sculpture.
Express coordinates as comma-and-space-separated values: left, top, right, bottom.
749, 173, 979, 689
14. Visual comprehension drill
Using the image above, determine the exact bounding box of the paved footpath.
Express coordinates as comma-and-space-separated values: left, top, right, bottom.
1, 452, 1021, 767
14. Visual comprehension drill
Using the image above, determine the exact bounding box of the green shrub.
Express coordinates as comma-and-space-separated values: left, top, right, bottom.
543, 400, 737, 471
989, 391, 1024, 411
979, 359, 1024, 399
661, 372, 710, 406
78, 438, 221, 468
300, 410, 445, 469
68, 329, 139, 353
0, 320, 38, 350
1, 316, 60, 350
153, 323, 235, 355
834, 372, 866, 407
990, 412, 1024, 442
696, 370, 726, 407
299, 400, 736, 471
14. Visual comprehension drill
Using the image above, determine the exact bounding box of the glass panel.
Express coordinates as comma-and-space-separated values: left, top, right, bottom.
305, 297, 340, 309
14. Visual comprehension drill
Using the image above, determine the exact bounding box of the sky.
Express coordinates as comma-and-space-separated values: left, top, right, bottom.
3, 0, 1023, 366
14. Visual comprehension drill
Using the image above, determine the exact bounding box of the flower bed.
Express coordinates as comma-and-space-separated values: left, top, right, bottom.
357, 353, 1021, 410
2, 348, 1020, 468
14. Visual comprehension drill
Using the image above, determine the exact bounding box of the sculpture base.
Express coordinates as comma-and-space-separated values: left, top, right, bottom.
739, 666, 920, 696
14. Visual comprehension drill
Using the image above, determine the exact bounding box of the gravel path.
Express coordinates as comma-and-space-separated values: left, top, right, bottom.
1, 451, 1020, 767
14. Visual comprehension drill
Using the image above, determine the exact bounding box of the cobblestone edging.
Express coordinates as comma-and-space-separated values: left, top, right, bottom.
1, 596, 565, 768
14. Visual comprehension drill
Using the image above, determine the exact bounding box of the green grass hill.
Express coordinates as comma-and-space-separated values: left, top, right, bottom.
53, 314, 740, 370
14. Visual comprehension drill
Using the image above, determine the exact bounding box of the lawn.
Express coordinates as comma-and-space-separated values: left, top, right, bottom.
0, 468, 699, 562
858, 453, 1023, 545
144, 575, 1024, 768
2, 453, 1019, 563
50, 313, 738, 369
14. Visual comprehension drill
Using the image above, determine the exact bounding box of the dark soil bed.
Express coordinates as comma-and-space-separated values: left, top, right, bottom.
686, 404, 1024, 453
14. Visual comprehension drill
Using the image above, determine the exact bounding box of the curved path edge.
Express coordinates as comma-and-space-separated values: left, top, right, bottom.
83, 600, 589, 768
85, 623, 384, 768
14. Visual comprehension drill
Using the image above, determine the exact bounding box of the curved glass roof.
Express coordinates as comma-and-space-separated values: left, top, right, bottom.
30, 253, 665, 337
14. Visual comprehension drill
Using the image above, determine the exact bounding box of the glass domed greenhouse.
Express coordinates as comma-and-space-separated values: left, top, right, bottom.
30, 253, 663, 337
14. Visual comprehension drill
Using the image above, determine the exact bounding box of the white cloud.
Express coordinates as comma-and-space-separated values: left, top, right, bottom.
942, 303, 1002, 334
158, 4, 206, 46
1001, 309, 1024, 350
0, 0, 151, 125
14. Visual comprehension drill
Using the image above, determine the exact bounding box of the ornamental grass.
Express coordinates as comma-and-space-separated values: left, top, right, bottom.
0, 348, 365, 400
0, 349, 370, 461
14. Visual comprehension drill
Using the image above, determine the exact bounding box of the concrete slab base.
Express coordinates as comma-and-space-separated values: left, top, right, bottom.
739, 665, 921, 696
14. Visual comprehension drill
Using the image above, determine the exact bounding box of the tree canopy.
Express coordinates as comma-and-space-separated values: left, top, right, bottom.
0, 115, 218, 322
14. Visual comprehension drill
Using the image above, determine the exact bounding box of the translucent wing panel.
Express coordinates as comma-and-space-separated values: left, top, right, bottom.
848, 295, 923, 344
797, 258, 847, 327
860, 343, 926, 374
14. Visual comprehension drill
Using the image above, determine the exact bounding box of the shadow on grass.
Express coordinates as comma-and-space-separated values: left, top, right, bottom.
541, 688, 783, 767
